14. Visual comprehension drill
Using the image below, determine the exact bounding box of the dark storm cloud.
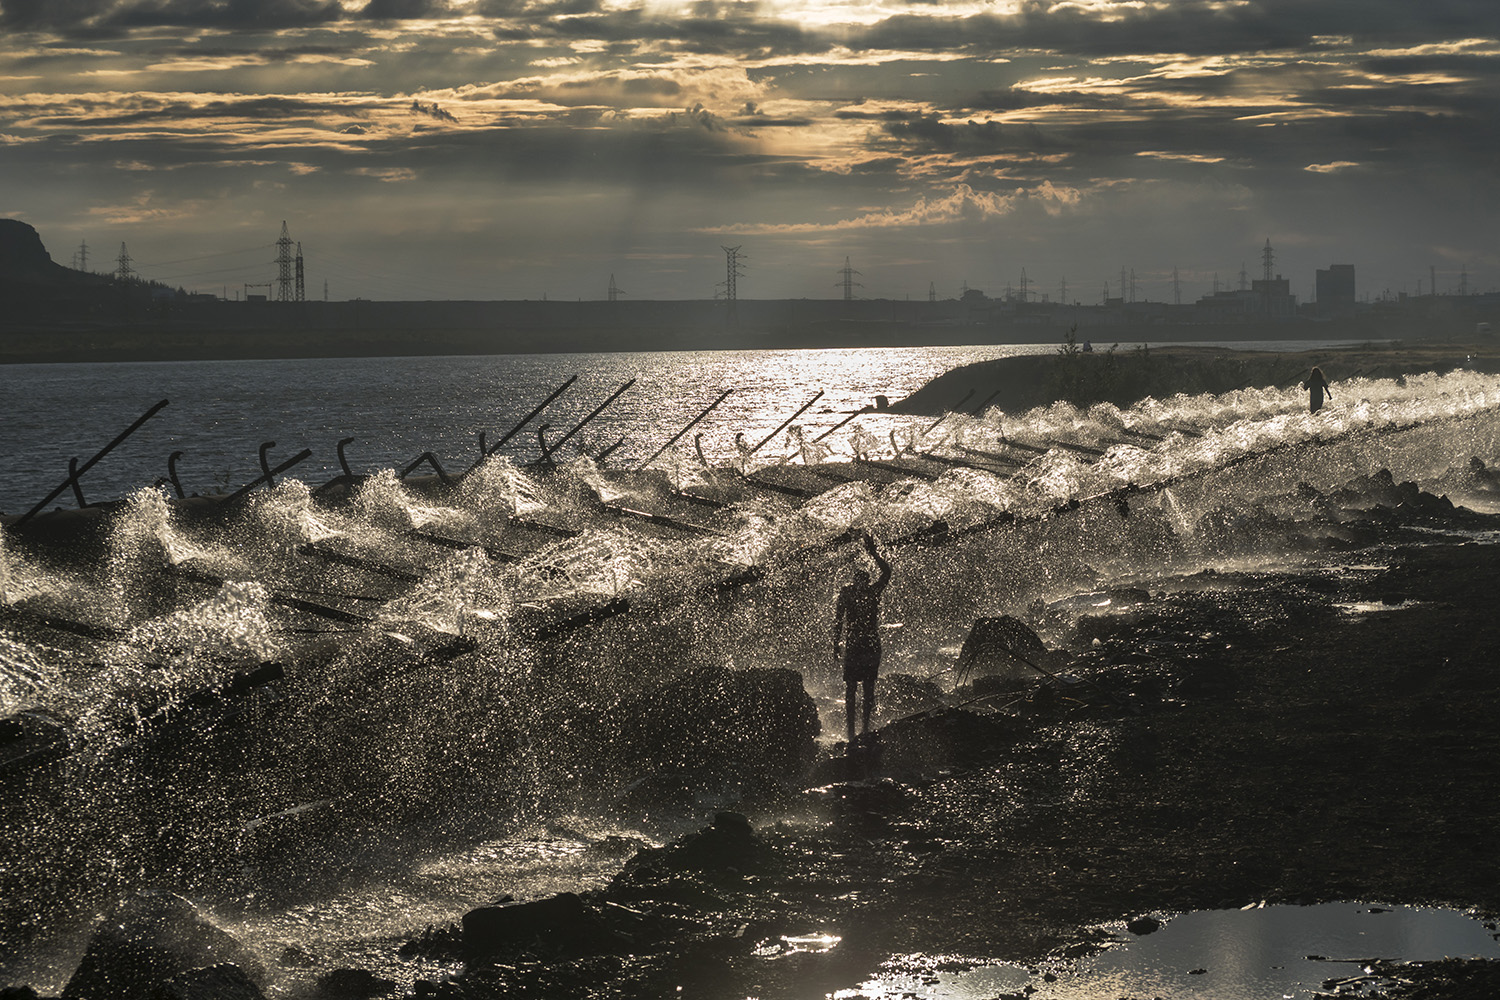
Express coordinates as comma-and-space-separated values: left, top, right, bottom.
358, 0, 455, 19
491, 5, 829, 58
849, 0, 1497, 60
1360, 53, 1500, 77
21, 94, 382, 128
730, 104, 814, 128
0, 0, 345, 32
0, 0, 111, 30
311, 114, 783, 186
105, 0, 344, 29
878, 114, 1006, 154
410, 99, 459, 122
2, 98, 777, 189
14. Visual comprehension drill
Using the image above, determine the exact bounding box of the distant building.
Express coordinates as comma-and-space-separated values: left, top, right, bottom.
1195, 277, 1298, 322
1316, 265, 1356, 318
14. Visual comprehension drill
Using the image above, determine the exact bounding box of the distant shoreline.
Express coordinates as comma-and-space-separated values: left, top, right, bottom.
891, 340, 1499, 415
0, 316, 1456, 366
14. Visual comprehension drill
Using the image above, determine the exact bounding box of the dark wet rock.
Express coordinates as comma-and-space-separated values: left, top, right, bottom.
61, 891, 263, 1000
154, 964, 266, 1000
315, 968, 396, 998
1126, 915, 1161, 935
604, 812, 777, 913
461, 892, 627, 962
398, 923, 463, 961
954, 616, 1051, 683
1, 987, 41, 1000
638, 812, 768, 876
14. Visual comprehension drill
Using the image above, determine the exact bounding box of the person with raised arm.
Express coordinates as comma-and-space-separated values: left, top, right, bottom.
834, 531, 892, 747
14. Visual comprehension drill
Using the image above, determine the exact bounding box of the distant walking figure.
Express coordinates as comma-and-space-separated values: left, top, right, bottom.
834, 532, 892, 746
1305, 366, 1333, 413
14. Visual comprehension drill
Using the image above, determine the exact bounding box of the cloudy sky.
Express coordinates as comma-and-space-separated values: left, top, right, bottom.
1, 0, 1496, 303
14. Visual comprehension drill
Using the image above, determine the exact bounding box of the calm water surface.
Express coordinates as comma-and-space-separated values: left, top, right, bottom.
2, 341, 1358, 515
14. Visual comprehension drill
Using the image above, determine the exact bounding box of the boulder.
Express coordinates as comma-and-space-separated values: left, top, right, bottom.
461, 892, 625, 961
608, 811, 775, 903
954, 616, 1050, 683
61, 891, 263, 1000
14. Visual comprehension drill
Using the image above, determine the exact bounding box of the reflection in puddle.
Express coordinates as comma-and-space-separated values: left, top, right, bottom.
845, 903, 1500, 1000
756, 933, 843, 958
1337, 600, 1414, 614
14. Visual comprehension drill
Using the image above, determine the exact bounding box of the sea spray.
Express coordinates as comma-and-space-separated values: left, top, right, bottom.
3, 368, 1500, 960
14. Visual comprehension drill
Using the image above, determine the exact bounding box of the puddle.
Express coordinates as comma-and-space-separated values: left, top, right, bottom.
840, 903, 1500, 1000
1337, 600, 1414, 614
756, 933, 843, 958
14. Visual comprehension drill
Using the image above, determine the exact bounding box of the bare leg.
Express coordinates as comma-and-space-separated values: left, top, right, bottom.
862, 677, 876, 734
845, 681, 857, 745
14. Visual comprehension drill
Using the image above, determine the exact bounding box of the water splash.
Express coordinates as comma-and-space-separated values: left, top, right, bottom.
3, 368, 1500, 963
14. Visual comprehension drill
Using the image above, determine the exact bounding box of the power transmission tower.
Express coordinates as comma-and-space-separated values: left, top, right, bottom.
1019, 267, 1029, 303
1172, 265, 1181, 305
1238, 263, 1248, 291
275, 221, 295, 302
1130, 268, 1138, 303
1261, 238, 1275, 283
1059, 276, 1068, 305
1120, 267, 1128, 302
295, 242, 305, 302
837, 256, 861, 302
323, 279, 329, 302
719, 245, 744, 323
77, 239, 89, 272
115, 242, 134, 282
928, 281, 936, 303
608, 274, 626, 302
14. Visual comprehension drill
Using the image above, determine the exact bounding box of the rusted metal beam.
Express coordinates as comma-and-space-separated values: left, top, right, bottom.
748, 391, 823, 456
637, 388, 733, 471
16, 398, 169, 528
545, 379, 637, 459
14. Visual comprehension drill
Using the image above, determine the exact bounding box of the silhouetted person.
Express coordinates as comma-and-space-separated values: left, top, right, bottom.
1305, 366, 1333, 413
834, 532, 891, 746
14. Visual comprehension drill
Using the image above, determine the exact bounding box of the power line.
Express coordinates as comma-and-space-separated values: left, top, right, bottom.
149, 260, 275, 282
136, 244, 274, 268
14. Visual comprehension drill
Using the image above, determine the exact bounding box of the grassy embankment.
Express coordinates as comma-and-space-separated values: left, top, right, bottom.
892, 335, 1499, 416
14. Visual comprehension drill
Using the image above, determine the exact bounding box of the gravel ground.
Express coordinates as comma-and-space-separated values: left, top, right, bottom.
421, 518, 1500, 999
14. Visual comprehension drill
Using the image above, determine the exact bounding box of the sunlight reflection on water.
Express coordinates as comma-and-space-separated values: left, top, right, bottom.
845, 903, 1500, 1000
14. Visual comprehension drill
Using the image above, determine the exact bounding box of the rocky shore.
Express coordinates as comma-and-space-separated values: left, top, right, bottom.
11, 468, 1500, 1000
